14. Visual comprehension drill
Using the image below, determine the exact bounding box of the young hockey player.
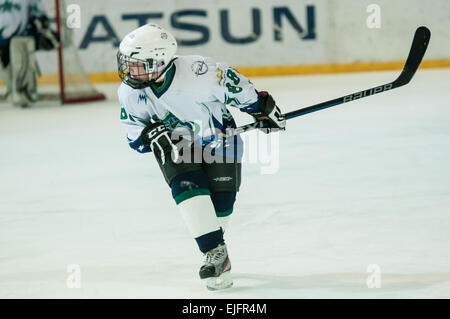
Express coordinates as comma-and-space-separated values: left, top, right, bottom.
117, 23, 285, 290
0, 0, 58, 107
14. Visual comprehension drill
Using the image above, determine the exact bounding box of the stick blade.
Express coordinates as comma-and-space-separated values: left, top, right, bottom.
395, 26, 431, 86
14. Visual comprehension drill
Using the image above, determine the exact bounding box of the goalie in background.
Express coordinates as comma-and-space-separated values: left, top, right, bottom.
0, 0, 59, 107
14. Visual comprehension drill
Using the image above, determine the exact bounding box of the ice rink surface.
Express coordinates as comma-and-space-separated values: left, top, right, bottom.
1, 68, 449, 298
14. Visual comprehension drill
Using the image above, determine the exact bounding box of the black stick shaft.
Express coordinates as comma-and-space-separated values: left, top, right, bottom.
222, 26, 430, 138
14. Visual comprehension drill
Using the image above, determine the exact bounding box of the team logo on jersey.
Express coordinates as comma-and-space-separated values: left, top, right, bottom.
138, 94, 148, 104
191, 60, 208, 76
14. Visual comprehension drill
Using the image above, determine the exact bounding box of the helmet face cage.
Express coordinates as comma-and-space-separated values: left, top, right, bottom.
117, 51, 156, 89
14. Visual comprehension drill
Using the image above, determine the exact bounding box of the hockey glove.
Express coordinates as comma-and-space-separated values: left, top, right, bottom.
30, 16, 60, 50
249, 91, 286, 133
140, 121, 178, 165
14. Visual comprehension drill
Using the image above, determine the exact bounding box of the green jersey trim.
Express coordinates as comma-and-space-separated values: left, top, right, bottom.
149, 64, 176, 98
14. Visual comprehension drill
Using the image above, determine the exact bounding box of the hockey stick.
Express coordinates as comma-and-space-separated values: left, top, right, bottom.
222, 26, 431, 138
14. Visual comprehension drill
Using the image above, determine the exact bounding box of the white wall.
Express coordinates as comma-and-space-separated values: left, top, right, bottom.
38, 0, 450, 74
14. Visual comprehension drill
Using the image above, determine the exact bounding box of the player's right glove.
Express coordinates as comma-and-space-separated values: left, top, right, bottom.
140, 121, 178, 165
248, 91, 286, 133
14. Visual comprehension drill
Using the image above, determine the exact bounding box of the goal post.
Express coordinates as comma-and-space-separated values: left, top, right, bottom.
0, 0, 107, 104
53, 0, 106, 104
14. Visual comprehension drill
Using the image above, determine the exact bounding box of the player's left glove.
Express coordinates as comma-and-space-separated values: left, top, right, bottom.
248, 91, 286, 133
140, 121, 178, 165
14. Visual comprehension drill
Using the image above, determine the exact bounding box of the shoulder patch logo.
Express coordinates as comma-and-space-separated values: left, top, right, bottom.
191, 60, 208, 76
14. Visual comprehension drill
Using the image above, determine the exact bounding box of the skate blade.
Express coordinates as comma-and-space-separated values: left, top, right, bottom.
205, 271, 233, 291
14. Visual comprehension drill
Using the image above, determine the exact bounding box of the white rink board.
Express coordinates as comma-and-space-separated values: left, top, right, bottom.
36, 0, 450, 74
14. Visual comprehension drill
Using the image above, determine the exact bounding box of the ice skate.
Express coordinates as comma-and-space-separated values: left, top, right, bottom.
199, 242, 233, 290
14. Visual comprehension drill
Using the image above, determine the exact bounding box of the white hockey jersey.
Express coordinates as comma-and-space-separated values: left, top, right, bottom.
118, 55, 260, 156
0, 0, 47, 45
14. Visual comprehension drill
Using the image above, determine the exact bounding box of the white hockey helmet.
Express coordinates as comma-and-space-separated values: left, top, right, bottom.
117, 23, 177, 88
